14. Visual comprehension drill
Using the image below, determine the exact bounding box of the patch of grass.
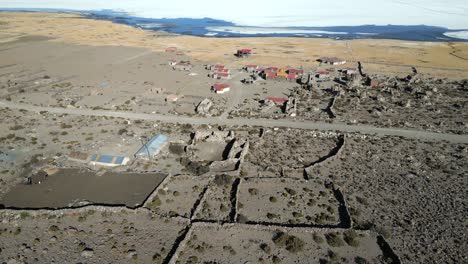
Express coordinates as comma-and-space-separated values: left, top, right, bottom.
272, 255, 282, 263
222, 245, 236, 255
312, 233, 325, 244
272, 231, 304, 253
48, 225, 60, 232
10, 125, 24, 130
20, 212, 30, 219
220, 204, 229, 212
60, 123, 73, 129
343, 230, 360, 247
354, 256, 370, 264
284, 187, 296, 196
118, 128, 128, 135
148, 196, 162, 208
266, 213, 279, 220
259, 243, 271, 253
325, 232, 344, 247
292, 212, 303, 218
13, 227, 21, 235
213, 175, 232, 186
248, 188, 258, 195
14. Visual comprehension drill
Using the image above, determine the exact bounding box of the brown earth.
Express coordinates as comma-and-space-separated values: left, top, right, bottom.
0, 12, 468, 78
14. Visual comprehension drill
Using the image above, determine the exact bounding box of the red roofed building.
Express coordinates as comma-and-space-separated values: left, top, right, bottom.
264, 97, 288, 105
371, 81, 380, 87
287, 73, 298, 81
211, 72, 231, 80
288, 69, 304, 75
173, 62, 193, 71
265, 72, 277, 80
315, 71, 330, 78
244, 65, 258, 72
212, 83, 231, 94
264, 67, 279, 73
237, 49, 252, 58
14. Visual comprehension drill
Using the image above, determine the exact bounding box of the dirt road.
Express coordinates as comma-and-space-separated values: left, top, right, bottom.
1, 100, 467, 143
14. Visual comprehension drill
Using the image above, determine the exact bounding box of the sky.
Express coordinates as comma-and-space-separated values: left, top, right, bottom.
1, 0, 468, 29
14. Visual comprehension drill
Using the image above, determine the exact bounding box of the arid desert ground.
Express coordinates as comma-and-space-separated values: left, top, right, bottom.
0, 12, 467, 264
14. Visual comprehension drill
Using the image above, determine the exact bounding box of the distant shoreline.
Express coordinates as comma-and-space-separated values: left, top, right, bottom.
1, 8, 467, 42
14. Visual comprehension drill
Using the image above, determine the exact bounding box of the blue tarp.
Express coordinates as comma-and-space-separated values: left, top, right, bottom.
135, 134, 168, 158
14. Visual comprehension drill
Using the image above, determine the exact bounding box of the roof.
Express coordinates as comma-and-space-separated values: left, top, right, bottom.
266, 72, 277, 78
166, 94, 178, 101
135, 134, 168, 158
238, 49, 252, 53
316, 71, 330, 75
215, 72, 230, 77
175, 62, 192, 67
265, 67, 279, 72
214, 64, 225, 69
287, 73, 298, 79
289, 69, 303, 74
265, 97, 288, 104
213, 83, 230, 90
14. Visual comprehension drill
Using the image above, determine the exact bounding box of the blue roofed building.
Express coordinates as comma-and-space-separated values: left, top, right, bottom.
134, 134, 168, 159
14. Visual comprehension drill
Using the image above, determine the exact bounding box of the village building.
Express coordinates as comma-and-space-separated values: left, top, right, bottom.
207, 64, 225, 71
168, 59, 178, 66
211, 72, 231, 80
277, 71, 288, 80
371, 81, 380, 87
315, 71, 331, 79
90, 154, 130, 167
244, 65, 258, 72
135, 134, 168, 160
173, 62, 193, 71
264, 67, 279, 73
318, 57, 347, 65
236, 49, 252, 58
287, 73, 298, 82
265, 72, 277, 80
212, 83, 231, 94
288, 68, 304, 75
264, 97, 288, 105
165, 94, 179, 102
342, 68, 357, 75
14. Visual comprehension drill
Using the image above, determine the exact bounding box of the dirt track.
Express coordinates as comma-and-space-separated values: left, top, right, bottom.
1, 100, 467, 143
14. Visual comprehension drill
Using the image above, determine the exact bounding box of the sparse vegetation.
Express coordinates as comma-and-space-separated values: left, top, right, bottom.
272, 231, 305, 253
325, 232, 344, 247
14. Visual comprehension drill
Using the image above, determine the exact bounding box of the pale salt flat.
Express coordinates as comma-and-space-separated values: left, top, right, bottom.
443, 31, 468, 40
205, 26, 348, 35
1, 0, 467, 29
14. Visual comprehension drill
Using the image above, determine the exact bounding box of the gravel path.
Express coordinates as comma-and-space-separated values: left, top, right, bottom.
1, 100, 467, 143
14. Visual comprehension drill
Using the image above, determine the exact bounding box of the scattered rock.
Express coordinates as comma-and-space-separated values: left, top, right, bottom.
81, 248, 94, 258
